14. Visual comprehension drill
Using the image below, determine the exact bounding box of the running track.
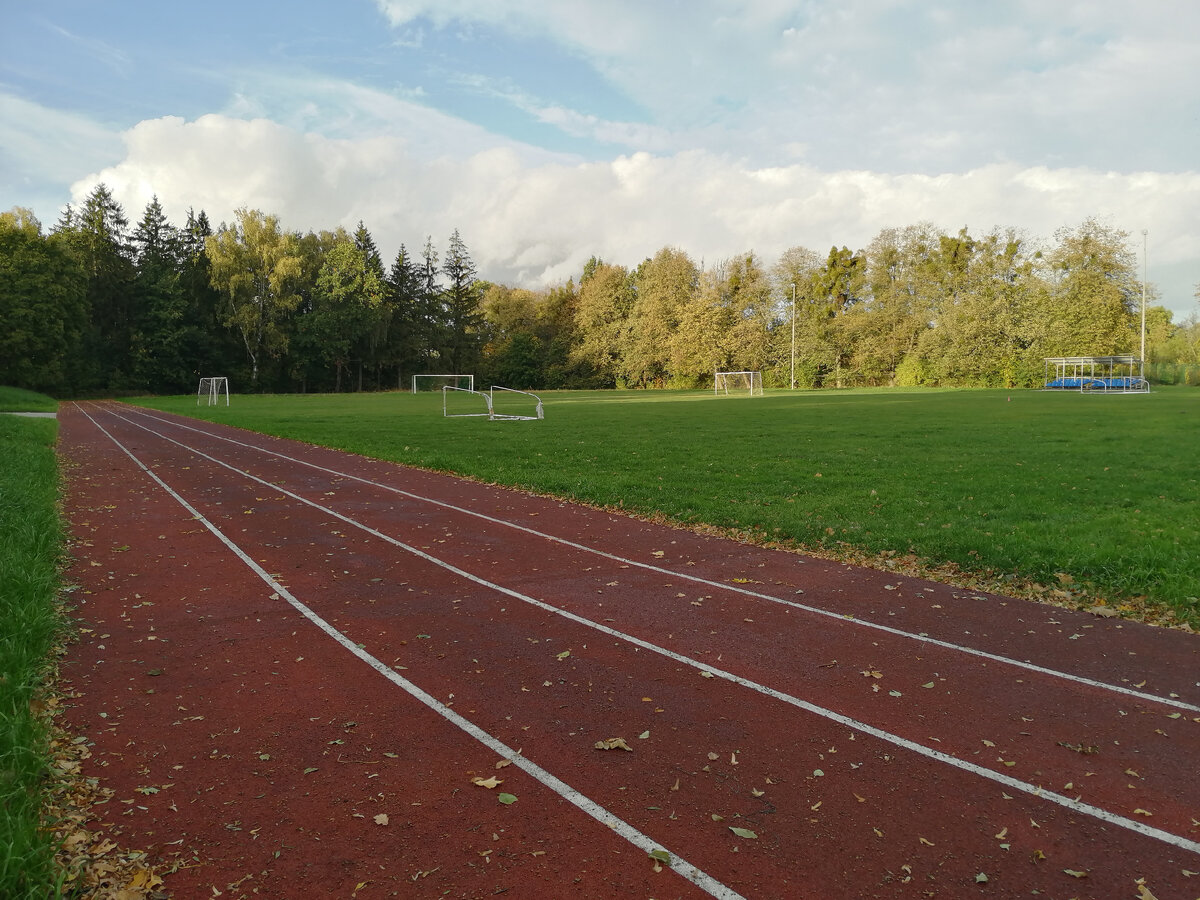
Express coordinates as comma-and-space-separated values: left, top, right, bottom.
58, 402, 1200, 899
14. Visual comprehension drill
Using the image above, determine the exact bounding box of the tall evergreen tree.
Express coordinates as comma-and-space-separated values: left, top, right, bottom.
440, 229, 483, 372
54, 184, 136, 389
128, 197, 191, 391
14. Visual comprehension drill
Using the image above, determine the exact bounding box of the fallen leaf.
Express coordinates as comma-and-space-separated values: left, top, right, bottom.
374, 813, 389, 825
594, 737, 633, 751
919, 837, 934, 846
648, 849, 671, 865
700, 671, 714, 679
495, 759, 512, 769
556, 650, 570, 660
995, 827, 1008, 840
751, 789, 764, 798
1133, 808, 1153, 817
1063, 868, 1088, 878
975, 873, 989, 883
1135, 883, 1159, 900
729, 827, 757, 839
497, 793, 517, 805
638, 731, 650, 740
472, 776, 503, 789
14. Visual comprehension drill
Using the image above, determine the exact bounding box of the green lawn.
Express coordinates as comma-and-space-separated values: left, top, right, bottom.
0, 386, 58, 413
0, 403, 67, 898
132, 386, 1199, 623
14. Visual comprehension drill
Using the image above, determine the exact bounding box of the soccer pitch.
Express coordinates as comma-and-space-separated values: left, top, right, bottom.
132, 387, 1199, 623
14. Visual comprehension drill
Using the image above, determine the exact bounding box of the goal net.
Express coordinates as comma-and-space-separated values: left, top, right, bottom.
715, 371, 763, 396
197, 376, 229, 406
413, 374, 474, 394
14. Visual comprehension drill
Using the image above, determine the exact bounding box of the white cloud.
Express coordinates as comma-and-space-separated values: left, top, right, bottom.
74, 113, 1200, 314
372, 0, 1200, 173
0, 90, 123, 184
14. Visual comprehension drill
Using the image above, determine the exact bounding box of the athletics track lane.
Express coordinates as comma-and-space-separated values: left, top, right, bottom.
57, 402, 1200, 899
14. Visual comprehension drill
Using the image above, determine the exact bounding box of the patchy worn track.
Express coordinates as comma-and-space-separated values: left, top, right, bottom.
57, 402, 1200, 899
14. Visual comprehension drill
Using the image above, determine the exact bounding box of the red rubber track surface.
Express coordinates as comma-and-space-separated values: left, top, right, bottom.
57, 402, 1200, 899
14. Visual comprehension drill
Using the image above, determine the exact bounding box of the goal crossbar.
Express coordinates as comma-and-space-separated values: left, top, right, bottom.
414, 374, 474, 394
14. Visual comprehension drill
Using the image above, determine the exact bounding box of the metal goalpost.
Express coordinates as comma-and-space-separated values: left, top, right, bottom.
197, 377, 230, 406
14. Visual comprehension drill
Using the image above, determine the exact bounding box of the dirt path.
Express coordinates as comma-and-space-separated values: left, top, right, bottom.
57, 402, 1200, 899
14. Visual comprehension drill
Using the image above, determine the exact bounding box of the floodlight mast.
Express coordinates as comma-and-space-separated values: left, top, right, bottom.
790, 282, 796, 390
1141, 230, 1148, 365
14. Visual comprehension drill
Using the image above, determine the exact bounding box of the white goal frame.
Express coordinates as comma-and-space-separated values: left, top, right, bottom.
714, 370, 763, 396
489, 386, 544, 421
442, 385, 544, 421
413, 374, 474, 394
197, 376, 229, 406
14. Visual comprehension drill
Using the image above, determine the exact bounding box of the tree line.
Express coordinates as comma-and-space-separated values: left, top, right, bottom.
2, 184, 1198, 396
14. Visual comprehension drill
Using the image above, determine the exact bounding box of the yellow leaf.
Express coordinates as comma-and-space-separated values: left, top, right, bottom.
374, 813, 389, 825
919, 837, 934, 846
994, 827, 1007, 840
1063, 868, 1087, 878
495, 759, 512, 769
594, 737, 632, 751
1133, 808, 1152, 816
472, 776, 503, 789
751, 788, 764, 798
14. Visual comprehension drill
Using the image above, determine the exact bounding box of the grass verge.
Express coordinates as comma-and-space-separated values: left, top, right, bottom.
0, 386, 59, 413
134, 386, 1199, 626
0, 403, 68, 897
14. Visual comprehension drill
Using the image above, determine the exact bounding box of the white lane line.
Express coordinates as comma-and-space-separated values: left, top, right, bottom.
123, 405, 1200, 715
102, 404, 1200, 857
74, 405, 745, 900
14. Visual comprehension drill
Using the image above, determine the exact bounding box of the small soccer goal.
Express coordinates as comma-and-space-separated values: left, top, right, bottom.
442, 386, 543, 421
413, 374, 474, 394
197, 377, 229, 406
489, 386, 544, 421
715, 370, 763, 396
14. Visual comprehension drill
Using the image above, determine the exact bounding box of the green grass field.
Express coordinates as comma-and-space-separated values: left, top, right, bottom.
131, 386, 1199, 624
0, 401, 68, 897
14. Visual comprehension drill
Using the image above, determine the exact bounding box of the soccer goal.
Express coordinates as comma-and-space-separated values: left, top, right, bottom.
442, 386, 493, 418
197, 377, 229, 406
715, 370, 763, 396
413, 374, 474, 394
442, 386, 544, 421
489, 386, 544, 421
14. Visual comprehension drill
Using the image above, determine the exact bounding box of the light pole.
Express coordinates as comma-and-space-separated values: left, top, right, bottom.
1141, 230, 1148, 365
790, 283, 796, 390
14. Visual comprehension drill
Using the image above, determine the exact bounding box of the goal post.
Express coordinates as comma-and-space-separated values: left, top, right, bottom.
197, 377, 229, 406
413, 374, 474, 394
714, 370, 763, 396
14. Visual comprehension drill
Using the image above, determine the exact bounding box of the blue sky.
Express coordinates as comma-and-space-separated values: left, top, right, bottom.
2, 0, 1198, 315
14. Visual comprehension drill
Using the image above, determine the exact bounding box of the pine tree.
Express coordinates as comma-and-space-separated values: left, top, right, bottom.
441, 229, 483, 371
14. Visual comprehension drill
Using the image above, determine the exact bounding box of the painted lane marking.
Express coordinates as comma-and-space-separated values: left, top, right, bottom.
123, 405, 1200, 715
100, 404, 1200, 857
75, 404, 745, 900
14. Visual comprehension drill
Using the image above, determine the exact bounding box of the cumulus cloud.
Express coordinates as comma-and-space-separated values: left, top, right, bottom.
74, 113, 1199, 313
